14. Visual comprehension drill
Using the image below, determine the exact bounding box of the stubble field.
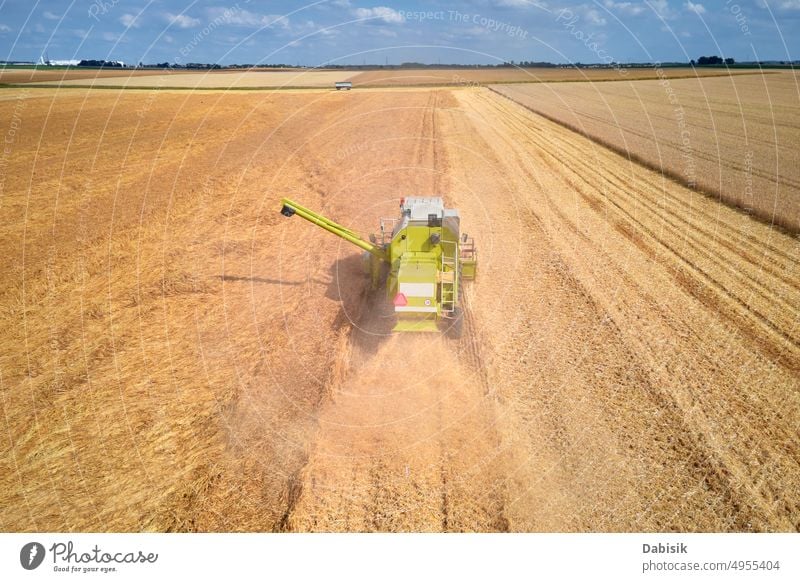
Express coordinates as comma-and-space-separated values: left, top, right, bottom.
0, 67, 193, 84
1, 82, 797, 532
22, 70, 349, 89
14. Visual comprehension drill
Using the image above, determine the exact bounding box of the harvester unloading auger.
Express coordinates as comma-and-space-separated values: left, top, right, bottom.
280, 197, 477, 338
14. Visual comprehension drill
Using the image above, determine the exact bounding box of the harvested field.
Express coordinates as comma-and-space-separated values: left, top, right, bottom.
25, 70, 348, 89
1, 85, 798, 532
348, 67, 761, 87
492, 72, 800, 232
0, 67, 193, 84
10, 66, 760, 89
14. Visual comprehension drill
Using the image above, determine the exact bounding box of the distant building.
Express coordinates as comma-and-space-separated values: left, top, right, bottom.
39, 56, 81, 66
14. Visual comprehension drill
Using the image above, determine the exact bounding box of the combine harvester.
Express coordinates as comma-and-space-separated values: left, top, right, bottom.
280, 197, 477, 337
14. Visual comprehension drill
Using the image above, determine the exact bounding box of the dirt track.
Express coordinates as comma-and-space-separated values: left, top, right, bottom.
1, 86, 797, 532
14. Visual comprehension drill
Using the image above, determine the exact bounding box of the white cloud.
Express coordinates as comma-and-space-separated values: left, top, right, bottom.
353, 6, 405, 24
0, 24, 11, 33
685, 1, 706, 14
756, 0, 800, 8
119, 14, 141, 28
463, 25, 492, 37
603, 1, 646, 15
165, 12, 201, 29
494, 0, 534, 6
648, 0, 675, 19
369, 27, 398, 37
43, 11, 60, 20
293, 19, 319, 34
491, 0, 549, 7
206, 8, 290, 30
102, 31, 121, 42
586, 8, 608, 25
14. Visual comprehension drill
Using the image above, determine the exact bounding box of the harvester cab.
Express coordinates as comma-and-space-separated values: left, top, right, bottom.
280, 197, 477, 337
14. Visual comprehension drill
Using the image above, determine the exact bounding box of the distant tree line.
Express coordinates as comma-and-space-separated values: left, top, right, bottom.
692, 56, 735, 66
139, 62, 223, 69
78, 59, 123, 67
66, 56, 794, 71
137, 62, 295, 69
500, 61, 558, 68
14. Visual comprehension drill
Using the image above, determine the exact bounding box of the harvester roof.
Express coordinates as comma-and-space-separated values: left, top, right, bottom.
395, 197, 461, 239
401, 197, 460, 221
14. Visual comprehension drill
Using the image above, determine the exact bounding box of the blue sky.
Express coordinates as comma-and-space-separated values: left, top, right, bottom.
0, 1, 798, 65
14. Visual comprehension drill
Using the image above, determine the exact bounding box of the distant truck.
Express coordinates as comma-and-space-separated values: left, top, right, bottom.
335, 81, 353, 90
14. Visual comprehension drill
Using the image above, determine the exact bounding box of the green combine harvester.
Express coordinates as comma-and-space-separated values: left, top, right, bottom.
280, 197, 477, 337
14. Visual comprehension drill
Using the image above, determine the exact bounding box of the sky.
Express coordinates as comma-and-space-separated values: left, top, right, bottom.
0, 0, 798, 66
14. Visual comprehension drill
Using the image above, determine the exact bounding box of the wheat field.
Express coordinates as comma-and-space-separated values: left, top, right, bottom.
1, 84, 797, 532
3, 65, 760, 89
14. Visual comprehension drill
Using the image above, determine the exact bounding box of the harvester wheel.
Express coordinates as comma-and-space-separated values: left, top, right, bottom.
447, 307, 464, 339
